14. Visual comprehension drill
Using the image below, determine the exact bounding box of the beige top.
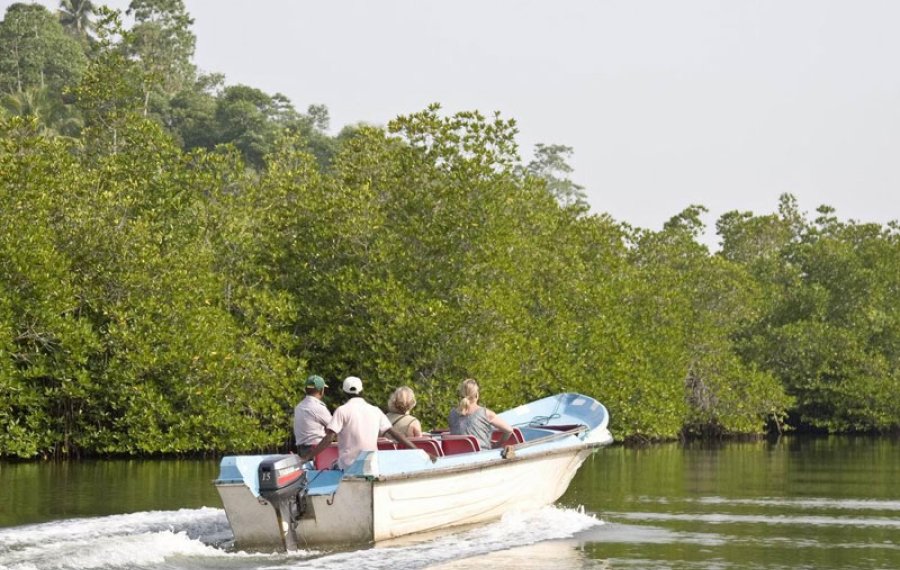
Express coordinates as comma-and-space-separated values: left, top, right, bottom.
386, 412, 419, 440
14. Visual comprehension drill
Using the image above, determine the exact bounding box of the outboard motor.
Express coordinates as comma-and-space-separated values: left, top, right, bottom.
258, 454, 308, 551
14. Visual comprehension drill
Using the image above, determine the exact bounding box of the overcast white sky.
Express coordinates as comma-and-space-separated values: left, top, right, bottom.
6, 0, 900, 245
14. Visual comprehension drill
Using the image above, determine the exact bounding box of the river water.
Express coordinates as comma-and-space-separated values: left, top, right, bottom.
1, 436, 898, 569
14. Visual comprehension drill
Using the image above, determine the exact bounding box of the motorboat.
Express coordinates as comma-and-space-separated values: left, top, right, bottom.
213, 392, 613, 550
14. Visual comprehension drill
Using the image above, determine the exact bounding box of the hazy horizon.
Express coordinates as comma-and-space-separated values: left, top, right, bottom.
4, 0, 898, 246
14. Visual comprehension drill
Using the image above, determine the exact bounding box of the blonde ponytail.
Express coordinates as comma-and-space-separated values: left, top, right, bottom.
457, 378, 480, 414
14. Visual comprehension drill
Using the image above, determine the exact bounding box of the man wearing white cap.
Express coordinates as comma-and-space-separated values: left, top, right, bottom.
299, 375, 425, 469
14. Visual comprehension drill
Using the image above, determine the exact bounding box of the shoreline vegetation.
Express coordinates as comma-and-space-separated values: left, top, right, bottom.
1, 2, 897, 460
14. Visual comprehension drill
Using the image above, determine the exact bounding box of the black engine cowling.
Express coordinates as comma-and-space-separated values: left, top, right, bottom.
258, 454, 308, 550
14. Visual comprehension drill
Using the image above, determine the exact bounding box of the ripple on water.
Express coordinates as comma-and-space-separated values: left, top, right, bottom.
636, 496, 900, 512
607, 511, 900, 529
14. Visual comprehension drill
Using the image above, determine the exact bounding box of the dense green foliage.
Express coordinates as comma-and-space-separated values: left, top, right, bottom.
0, 2, 897, 458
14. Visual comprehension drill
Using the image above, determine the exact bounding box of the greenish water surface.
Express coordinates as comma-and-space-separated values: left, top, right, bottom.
1, 436, 898, 569
561, 436, 900, 569
0, 458, 219, 527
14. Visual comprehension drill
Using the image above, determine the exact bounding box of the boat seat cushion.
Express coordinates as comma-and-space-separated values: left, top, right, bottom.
440, 434, 480, 455
409, 437, 444, 457
377, 438, 398, 450
314, 444, 340, 470
491, 427, 524, 445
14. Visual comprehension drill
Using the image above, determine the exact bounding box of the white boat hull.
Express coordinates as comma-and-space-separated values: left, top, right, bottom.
372, 446, 592, 541
214, 393, 613, 550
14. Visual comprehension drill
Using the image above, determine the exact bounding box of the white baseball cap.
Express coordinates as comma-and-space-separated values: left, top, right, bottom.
342, 376, 363, 394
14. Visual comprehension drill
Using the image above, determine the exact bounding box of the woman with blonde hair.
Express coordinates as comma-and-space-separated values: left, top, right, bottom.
386, 386, 423, 440
448, 378, 514, 451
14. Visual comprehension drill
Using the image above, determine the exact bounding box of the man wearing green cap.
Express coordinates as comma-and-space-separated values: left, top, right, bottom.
293, 375, 332, 456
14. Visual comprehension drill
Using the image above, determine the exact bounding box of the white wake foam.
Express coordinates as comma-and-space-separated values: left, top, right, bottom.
0, 505, 599, 570
0, 507, 253, 570
277, 505, 602, 570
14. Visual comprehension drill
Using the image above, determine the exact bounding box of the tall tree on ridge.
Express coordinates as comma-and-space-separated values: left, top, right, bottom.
58, 0, 97, 44
125, 0, 196, 115
0, 3, 88, 95
525, 143, 588, 213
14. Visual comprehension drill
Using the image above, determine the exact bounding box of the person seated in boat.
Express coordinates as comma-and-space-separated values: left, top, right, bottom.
293, 374, 332, 456
449, 378, 515, 451
299, 376, 431, 469
386, 386, 423, 440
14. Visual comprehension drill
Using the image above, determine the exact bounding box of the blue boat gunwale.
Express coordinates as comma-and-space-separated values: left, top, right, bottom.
214, 393, 610, 495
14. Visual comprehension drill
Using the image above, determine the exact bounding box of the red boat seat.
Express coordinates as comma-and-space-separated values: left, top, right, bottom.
440, 434, 480, 455
491, 427, 524, 445
409, 437, 444, 457
377, 438, 397, 450
314, 444, 340, 470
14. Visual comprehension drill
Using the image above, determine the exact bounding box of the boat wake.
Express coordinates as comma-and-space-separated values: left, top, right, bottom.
293, 506, 601, 570
0, 506, 600, 570
0, 508, 243, 570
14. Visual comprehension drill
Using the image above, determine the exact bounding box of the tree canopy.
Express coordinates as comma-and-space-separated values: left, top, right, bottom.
0, 2, 897, 459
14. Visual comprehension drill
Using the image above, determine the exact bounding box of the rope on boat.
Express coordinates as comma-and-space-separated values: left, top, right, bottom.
522, 412, 561, 427
523, 393, 565, 427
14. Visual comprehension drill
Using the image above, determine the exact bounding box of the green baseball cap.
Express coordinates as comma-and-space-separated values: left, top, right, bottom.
305, 375, 327, 390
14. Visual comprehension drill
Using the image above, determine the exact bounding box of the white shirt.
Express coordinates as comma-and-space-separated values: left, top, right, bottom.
327, 397, 392, 470
293, 395, 332, 447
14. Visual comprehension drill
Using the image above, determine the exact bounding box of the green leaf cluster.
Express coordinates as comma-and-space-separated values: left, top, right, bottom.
726, 199, 900, 433
0, 111, 299, 457
1, 3, 897, 458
